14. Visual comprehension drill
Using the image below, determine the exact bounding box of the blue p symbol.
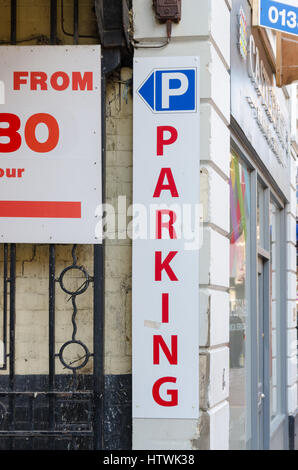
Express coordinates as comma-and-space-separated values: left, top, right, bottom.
155, 69, 196, 112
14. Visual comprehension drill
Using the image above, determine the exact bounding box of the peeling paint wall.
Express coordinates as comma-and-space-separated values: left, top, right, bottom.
105, 67, 133, 375
0, 0, 133, 383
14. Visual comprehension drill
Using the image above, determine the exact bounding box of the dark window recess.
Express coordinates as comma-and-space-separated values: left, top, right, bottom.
94, 0, 131, 49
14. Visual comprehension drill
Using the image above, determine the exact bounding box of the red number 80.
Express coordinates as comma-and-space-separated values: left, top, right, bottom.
0, 113, 59, 153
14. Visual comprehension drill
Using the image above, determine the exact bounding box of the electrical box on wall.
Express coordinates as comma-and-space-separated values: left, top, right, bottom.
153, 0, 181, 23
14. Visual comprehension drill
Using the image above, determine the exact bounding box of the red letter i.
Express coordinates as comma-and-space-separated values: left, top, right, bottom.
162, 293, 169, 323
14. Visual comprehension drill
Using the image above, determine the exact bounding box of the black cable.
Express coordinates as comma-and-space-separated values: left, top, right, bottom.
73, 0, 79, 44
131, 20, 172, 49
10, 0, 17, 45
50, 0, 58, 44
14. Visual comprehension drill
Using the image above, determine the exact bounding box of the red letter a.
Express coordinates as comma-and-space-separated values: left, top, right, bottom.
153, 168, 179, 198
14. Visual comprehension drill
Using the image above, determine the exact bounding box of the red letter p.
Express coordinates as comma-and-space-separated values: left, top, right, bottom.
157, 126, 178, 156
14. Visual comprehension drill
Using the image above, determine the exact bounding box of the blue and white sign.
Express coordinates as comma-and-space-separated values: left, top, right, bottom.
259, 0, 298, 36
133, 56, 200, 423
138, 67, 197, 113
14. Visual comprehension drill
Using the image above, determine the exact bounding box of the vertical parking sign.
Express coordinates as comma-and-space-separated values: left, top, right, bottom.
133, 56, 200, 420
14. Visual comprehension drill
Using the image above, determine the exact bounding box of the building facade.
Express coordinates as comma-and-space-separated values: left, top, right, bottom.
0, 0, 296, 451
133, 0, 298, 450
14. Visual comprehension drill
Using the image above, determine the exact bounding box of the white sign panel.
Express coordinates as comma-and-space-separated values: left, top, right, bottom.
0, 46, 101, 244
133, 56, 200, 419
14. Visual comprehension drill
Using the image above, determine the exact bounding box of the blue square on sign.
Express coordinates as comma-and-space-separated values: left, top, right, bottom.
155, 69, 196, 112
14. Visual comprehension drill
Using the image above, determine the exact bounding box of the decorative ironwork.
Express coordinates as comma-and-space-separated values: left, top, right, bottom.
57, 245, 92, 375
59, 340, 91, 371
0, 243, 103, 450
0, 1, 105, 450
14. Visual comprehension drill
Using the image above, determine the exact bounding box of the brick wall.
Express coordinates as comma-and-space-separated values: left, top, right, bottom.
105, 68, 133, 376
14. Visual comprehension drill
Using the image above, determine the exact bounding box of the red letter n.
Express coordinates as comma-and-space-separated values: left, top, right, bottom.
153, 335, 178, 365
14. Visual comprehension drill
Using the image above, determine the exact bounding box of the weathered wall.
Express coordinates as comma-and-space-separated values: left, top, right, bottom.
105, 67, 133, 376
0, 0, 133, 387
0, 0, 133, 449
0, 0, 98, 45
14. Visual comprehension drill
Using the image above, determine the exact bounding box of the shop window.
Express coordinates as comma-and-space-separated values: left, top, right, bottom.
257, 183, 266, 249
270, 201, 281, 422
229, 153, 251, 450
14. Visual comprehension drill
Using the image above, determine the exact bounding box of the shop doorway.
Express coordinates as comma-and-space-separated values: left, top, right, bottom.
257, 256, 266, 449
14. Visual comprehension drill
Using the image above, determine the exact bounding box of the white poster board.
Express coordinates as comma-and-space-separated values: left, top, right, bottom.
0, 46, 101, 244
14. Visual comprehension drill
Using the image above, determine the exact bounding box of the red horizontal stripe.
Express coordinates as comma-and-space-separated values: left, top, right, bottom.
0, 201, 81, 218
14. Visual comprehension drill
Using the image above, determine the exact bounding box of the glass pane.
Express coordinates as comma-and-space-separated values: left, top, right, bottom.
257, 184, 265, 248
229, 153, 251, 450
270, 201, 280, 421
